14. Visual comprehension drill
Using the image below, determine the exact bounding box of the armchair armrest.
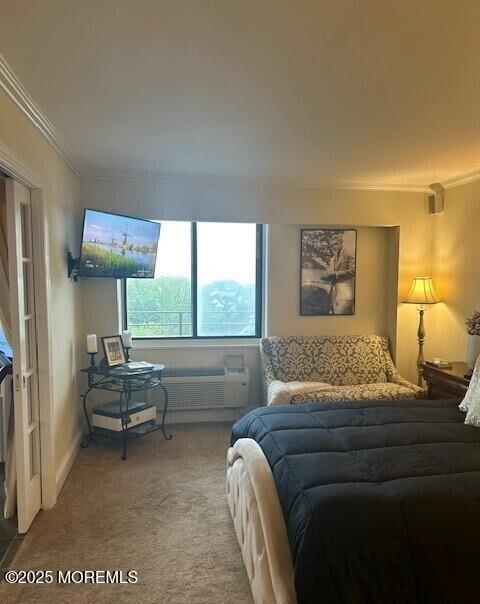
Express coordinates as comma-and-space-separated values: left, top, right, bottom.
260, 339, 278, 404
267, 380, 333, 406
381, 341, 425, 396
387, 365, 426, 397
260, 339, 277, 385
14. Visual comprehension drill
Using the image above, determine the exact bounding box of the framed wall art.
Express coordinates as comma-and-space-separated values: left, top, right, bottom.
300, 228, 357, 316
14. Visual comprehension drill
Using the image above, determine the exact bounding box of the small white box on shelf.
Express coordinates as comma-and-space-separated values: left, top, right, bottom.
92, 400, 156, 432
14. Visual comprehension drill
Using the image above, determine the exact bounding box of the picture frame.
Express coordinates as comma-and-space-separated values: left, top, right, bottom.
300, 228, 357, 316
101, 334, 127, 367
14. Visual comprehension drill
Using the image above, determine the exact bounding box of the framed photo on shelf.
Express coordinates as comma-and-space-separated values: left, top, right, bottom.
101, 335, 127, 367
300, 228, 357, 316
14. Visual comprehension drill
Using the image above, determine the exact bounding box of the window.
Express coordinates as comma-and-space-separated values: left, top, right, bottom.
125, 222, 262, 339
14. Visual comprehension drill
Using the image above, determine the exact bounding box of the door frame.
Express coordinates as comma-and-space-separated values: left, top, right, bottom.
0, 142, 57, 512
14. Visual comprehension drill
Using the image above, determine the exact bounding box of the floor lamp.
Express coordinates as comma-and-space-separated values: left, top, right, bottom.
403, 277, 440, 386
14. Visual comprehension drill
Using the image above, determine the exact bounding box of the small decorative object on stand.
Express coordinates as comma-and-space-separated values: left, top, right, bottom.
429, 357, 452, 369
122, 330, 132, 362
86, 333, 97, 367
102, 335, 127, 367
465, 309, 480, 376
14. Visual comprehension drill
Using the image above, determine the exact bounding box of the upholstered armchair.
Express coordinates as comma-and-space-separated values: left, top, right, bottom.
261, 335, 425, 405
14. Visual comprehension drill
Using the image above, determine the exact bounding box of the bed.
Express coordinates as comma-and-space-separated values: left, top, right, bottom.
227, 399, 480, 604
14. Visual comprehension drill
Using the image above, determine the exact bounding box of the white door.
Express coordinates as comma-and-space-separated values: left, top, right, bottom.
6, 178, 42, 533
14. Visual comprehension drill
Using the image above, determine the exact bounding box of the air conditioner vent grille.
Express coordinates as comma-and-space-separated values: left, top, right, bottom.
149, 365, 249, 410
163, 382, 226, 409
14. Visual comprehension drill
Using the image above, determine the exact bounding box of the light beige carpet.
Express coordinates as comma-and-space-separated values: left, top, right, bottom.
0, 423, 253, 604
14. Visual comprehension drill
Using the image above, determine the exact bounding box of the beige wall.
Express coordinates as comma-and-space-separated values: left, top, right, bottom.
82, 176, 432, 383
429, 180, 480, 361
0, 89, 82, 484
1, 69, 478, 492
266, 225, 397, 343
78, 226, 401, 408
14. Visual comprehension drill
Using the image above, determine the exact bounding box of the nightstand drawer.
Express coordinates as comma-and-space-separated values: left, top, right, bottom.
429, 380, 468, 400
422, 362, 470, 400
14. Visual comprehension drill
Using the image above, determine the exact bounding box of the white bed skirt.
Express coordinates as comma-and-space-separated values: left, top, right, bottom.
226, 438, 297, 604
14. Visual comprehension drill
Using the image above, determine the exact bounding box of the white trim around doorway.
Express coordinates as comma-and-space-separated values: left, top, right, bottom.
0, 141, 57, 512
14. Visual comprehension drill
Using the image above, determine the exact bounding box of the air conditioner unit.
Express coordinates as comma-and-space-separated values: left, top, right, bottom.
155, 366, 250, 410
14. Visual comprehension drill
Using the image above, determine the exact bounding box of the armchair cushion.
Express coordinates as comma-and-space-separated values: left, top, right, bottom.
267, 380, 332, 405
290, 382, 422, 404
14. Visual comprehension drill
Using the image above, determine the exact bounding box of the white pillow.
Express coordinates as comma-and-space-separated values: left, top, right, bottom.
461, 355, 480, 424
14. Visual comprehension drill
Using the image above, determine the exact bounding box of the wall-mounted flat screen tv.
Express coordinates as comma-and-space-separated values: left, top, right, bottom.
78, 209, 161, 278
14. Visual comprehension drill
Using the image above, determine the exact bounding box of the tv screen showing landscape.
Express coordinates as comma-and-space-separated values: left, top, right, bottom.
78, 209, 161, 278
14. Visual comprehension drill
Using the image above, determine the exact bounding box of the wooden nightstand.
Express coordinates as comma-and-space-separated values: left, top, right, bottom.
421, 362, 470, 400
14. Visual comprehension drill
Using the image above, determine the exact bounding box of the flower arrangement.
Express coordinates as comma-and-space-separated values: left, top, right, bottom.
466, 309, 480, 336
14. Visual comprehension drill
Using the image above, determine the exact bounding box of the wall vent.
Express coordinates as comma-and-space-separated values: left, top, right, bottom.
152, 366, 250, 410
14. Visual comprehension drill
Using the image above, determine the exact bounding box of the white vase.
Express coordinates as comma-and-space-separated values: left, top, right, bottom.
466, 334, 480, 370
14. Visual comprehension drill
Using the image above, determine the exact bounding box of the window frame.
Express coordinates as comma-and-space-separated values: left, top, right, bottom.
123, 222, 263, 340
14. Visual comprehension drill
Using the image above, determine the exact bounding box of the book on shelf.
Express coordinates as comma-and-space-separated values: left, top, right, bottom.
93, 400, 152, 418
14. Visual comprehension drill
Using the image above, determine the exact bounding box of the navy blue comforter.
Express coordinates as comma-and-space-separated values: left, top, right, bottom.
231, 400, 480, 604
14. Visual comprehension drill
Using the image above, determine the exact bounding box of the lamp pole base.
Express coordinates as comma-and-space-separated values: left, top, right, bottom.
416, 306, 426, 387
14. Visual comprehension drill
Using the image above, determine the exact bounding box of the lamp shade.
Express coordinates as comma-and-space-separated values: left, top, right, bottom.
403, 277, 440, 305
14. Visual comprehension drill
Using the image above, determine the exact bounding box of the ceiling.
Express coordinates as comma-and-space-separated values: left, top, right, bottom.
0, 0, 479, 189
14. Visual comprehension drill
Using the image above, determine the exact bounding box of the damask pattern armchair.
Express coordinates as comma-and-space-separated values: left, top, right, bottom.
261, 335, 425, 405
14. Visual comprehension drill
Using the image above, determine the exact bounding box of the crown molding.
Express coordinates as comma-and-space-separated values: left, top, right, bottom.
0, 53, 81, 177
440, 168, 480, 191
319, 181, 430, 193
83, 170, 430, 193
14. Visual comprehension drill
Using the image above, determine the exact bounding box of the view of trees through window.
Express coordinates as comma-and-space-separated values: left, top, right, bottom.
126, 222, 261, 338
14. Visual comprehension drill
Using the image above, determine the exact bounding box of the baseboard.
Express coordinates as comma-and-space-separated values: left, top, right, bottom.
55, 429, 82, 496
